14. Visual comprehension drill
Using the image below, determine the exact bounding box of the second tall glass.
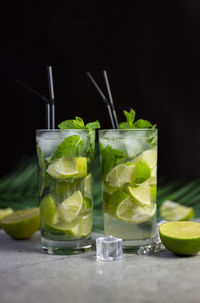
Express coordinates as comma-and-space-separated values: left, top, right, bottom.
36, 129, 95, 254
99, 129, 158, 250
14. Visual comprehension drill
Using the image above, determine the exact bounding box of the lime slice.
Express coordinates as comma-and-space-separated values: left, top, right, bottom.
134, 149, 157, 169
117, 197, 156, 223
79, 214, 92, 236
1, 208, 40, 239
159, 221, 200, 255
82, 174, 93, 199
132, 159, 151, 185
40, 195, 58, 224
126, 183, 152, 206
58, 191, 83, 222
106, 190, 156, 223
47, 157, 87, 180
0, 208, 13, 228
160, 200, 194, 221
105, 163, 135, 188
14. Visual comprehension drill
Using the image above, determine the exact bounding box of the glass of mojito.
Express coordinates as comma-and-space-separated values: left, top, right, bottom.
36, 129, 95, 254
99, 129, 158, 250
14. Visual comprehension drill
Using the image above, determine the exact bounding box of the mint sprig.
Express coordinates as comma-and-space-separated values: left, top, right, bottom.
119, 108, 156, 129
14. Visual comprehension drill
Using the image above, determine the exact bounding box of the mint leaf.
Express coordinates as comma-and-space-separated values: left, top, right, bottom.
119, 122, 130, 129
51, 135, 84, 161
58, 116, 100, 130
100, 144, 126, 177
123, 109, 135, 128
101, 145, 116, 177
85, 121, 100, 129
74, 116, 85, 127
58, 116, 85, 129
133, 119, 152, 128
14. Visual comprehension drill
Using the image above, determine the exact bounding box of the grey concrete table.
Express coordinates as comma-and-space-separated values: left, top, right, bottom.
0, 230, 200, 303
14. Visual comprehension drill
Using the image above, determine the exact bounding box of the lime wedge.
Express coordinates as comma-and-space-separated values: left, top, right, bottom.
45, 221, 80, 238
105, 163, 135, 188
106, 190, 156, 223
0, 208, 13, 228
47, 157, 87, 180
160, 200, 194, 221
40, 195, 58, 224
1, 208, 40, 239
134, 149, 157, 169
45, 213, 92, 239
58, 191, 83, 222
126, 183, 152, 206
132, 159, 151, 185
159, 221, 200, 255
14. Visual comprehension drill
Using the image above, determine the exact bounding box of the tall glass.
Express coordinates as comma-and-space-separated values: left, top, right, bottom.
99, 129, 158, 250
36, 129, 95, 254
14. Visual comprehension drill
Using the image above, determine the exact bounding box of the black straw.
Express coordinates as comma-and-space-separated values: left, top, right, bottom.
47, 66, 55, 129
86, 72, 116, 129
103, 70, 119, 128
16, 80, 51, 129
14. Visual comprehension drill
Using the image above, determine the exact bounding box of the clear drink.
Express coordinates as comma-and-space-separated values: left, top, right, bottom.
99, 129, 158, 250
36, 129, 95, 254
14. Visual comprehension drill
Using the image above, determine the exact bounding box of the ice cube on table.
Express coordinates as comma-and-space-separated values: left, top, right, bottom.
36, 131, 63, 157
96, 235, 123, 261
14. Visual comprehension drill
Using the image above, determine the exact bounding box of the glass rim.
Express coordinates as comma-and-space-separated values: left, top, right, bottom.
99, 128, 158, 132
36, 129, 95, 132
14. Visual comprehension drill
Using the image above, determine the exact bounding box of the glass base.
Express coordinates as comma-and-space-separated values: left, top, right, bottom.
123, 237, 156, 253
41, 236, 92, 255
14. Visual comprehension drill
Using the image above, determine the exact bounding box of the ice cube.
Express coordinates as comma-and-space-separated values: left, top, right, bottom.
96, 235, 123, 261
100, 131, 124, 151
123, 131, 149, 159
36, 131, 63, 157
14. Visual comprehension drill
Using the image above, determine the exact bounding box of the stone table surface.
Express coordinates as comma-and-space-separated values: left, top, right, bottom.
0, 230, 200, 303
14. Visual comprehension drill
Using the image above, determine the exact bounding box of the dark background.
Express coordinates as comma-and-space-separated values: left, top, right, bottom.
1, 1, 200, 179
